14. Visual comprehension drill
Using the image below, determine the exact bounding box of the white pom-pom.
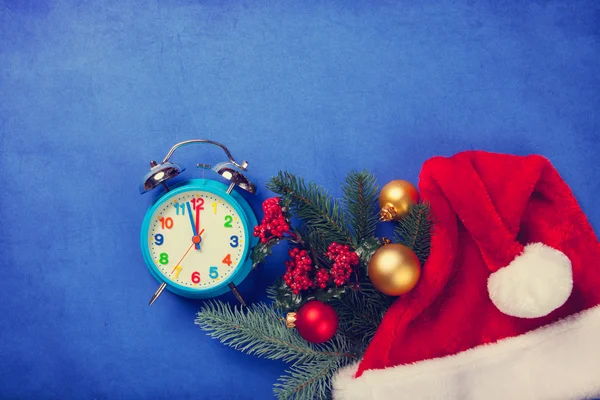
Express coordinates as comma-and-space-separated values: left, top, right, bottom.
487, 243, 573, 318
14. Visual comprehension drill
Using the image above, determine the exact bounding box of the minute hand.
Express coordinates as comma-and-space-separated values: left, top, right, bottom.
186, 202, 201, 250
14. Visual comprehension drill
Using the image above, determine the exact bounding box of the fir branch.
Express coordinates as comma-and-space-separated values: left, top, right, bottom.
273, 335, 354, 400
267, 171, 354, 247
330, 283, 393, 351
393, 202, 433, 266
195, 301, 357, 366
342, 170, 379, 246
274, 358, 339, 400
293, 226, 331, 268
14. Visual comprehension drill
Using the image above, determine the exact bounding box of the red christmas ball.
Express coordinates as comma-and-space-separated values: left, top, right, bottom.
287, 300, 338, 344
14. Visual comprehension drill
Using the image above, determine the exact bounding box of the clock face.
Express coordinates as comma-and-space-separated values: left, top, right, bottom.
146, 189, 247, 290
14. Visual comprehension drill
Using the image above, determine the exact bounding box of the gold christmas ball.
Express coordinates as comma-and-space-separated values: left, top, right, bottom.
368, 243, 421, 296
379, 180, 419, 221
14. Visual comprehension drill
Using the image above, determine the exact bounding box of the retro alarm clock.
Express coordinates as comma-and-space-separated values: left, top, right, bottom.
139, 139, 258, 306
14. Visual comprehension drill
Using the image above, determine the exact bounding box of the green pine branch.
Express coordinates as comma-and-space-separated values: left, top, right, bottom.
195, 301, 357, 366
267, 171, 354, 247
342, 170, 379, 246
274, 352, 350, 400
293, 226, 330, 266
393, 202, 433, 266
330, 282, 393, 352
196, 173, 436, 400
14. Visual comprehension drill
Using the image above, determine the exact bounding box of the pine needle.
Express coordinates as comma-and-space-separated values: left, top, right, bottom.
341, 170, 379, 247
274, 358, 340, 400
273, 335, 355, 400
330, 282, 393, 351
393, 202, 433, 266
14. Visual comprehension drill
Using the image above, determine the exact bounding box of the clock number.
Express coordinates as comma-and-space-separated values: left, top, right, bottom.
191, 197, 204, 210
209, 266, 219, 279
222, 254, 232, 266
159, 217, 173, 229
224, 215, 233, 228
173, 202, 186, 215
230, 235, 239, 247
191, 271, 201, 284
159, 253, 169, 264
212, 202, 217, 214
154, 234, 164, 246
173, 265, 182, 279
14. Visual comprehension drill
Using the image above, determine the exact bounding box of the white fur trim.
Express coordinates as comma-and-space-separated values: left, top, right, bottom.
487, 242, 573, 318
332, 305, 600, 400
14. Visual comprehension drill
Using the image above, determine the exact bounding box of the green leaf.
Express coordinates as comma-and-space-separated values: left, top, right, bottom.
267, 278, 306, 311
355, 236, 381, 270
313, 287, 347, 303
251, 239, 279, 269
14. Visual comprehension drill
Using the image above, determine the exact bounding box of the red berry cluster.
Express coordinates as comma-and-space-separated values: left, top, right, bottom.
283, 248, 314, 294
326, 242, 359, 286
283, 248, 332, 293
253, 197, 290, 243
314, 268, 331, 289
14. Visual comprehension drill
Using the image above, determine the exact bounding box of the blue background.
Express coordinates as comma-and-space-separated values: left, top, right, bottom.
1, 1, 598, 399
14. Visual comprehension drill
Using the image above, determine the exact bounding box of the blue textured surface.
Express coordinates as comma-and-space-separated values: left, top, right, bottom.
0, 1, 598, 399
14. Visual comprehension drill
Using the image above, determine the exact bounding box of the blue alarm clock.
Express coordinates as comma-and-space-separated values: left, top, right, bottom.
139, 139, 258, 306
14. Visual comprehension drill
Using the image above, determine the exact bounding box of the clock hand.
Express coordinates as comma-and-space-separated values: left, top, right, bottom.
191, 228, 205, 248
186, 202, 201, 250
148, 238, 199, 306
195, 202, 200, 241
170, 241, 196, 274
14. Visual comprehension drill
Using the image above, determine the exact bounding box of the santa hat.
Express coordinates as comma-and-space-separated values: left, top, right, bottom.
333, 151, 600, 400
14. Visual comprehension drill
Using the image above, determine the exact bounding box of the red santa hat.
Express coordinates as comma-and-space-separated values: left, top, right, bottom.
333, 151, 600, 400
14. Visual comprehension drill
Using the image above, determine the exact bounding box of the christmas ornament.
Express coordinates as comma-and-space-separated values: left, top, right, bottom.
379, 180, 419, 221
286, 300, 339, 343
368, 243, 420, 296
139, 139, 258, 306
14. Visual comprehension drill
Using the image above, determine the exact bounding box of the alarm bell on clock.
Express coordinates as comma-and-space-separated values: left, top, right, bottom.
140, 139, 255, 195
139, 139, 259, 307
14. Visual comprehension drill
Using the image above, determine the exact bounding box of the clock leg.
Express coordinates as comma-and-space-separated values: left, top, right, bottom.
228, 282, 247, 307
148, 282, 167, 306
